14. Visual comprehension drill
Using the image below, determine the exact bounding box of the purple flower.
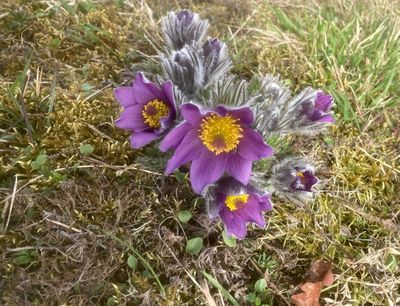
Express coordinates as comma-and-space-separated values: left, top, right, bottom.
302, 91, 334, 123
160, 103, 274, 193
176, 9, 194, 25
270, 158, 318, 204
114, 73, 176, 148
206, 177, 273, 239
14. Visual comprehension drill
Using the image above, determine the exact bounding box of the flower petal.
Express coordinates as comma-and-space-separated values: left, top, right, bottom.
181, 103, 202, 124
315, 92, 333, 112
238, 127, 274, 161
190, 151, 228, 193
165, 129, 203, 175
160, 122, 193, 152
114, 87, 136, 107
130, 132, 158, 149
161, 81, 176, 118
226, 154, 252, 185
215, 105, 254, 126
236, 196, 266, 228
317, 114, 334, 123
115, 105, 147, 131
219, 208, 247, 239
133, 72, 164, 104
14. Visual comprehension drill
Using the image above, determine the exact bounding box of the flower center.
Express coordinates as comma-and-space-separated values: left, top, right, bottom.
142, 99, 169, 128
296, 171, 307, 185
199, 114, 243, 155
225, 194, 249, 211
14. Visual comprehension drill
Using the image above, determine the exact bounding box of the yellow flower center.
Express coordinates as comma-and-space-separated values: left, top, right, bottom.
296, 171, 307, 184
142, 99, 169, 128
225, 194, 249, 211
199, 114, 243, 155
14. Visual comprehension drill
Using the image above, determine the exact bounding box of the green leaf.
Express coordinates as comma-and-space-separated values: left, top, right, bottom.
81, 82, 94, 91
174, 170, 186, 183
12, 250, 36, 266
255, 278, 267, 293
202, 271, 240, 306
36, 154, 47, 166
246, 292, 256, 303
177, 210, 192, 223
385, 254, 397, 272
222, 229, 236, 248
79, 144, 94, 154
185, 237, 203, 255
25, 207, 36, 221
107, 296, 118, 306
127, 255, 138, 270
31, 161, 40, 170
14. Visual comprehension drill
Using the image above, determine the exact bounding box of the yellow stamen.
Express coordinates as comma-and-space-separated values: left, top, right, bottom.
225, 194, 249, 211
142, 99, 169, 128
199, 114, 243, 155
296, 171, 304, 177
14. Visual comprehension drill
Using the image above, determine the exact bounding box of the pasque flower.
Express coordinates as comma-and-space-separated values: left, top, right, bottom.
301, 91, 334, 123
160, 103, 273, 193
270, 158, 318, 203
114, 73, 176, 148
206, 177, 273, 239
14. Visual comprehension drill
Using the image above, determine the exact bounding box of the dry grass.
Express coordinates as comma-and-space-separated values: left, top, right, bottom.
1, 0, 399, 305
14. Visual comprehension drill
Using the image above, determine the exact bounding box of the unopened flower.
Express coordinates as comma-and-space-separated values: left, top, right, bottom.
301, 91, 334, 123
205, 177, 273, 239
201, 38, 231, 86
160, 103, 273, 193
252, 78, 335, 135
270, 158, 318, 204
162, 9, 209, 50
114, 73, 176, 148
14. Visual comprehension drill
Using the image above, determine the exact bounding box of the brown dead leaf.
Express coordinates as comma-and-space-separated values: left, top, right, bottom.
291, 260, 334, 306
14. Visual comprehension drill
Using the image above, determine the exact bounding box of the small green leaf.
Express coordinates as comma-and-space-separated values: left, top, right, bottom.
12, 250, 36, 266
107, 296, 118, 306
25, 207, 36, 221
80, 144, 94, 154
246, 292, 256, 303
127, 255, 137, 270
254, 278, 267, 293
222, 229, 236, 248
81, 82, 94, 91
36, 154, 47, 166
385, 254, 397, 272
177, 210, 192, 223
174, 171, 186, 183
49, 38, 61, 48
31, 161, 40, 170
185, 237, 203, 255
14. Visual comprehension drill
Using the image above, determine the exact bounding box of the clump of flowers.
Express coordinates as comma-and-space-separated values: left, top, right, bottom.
114, 10, 334, 239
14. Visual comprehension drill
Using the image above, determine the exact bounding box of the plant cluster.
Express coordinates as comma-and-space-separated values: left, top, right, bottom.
114, 9, 334, 239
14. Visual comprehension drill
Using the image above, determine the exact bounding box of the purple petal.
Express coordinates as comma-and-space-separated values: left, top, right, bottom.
315, 92, 333, 112
181, 103, 202, 125
215, 106, 254, 126
165, 129, 203, 175
225, 154, 252, 185
114, 87, 136, 107
317, 114, 335, 123
133, 72, 164, 105
190, 151, 228, 193
219, 208, 247, 239
238, 127, 274, 161
254, 194, 273, 211
115, 105, 147, 132
130, 132, 158, 149
236, 196, 266, 228
160, 122, 193, 152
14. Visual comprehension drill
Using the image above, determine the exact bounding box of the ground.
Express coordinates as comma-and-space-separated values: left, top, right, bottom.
1, 0, 400, 305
